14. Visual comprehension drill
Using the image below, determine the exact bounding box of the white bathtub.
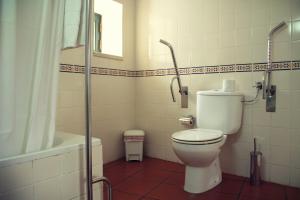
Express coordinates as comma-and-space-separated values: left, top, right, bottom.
0, 132, 103, 200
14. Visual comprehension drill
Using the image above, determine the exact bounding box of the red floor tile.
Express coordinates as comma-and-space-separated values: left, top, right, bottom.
115, 176, 161, 196
103, 158, 124, 169
240, 182, 286, 200
141, 157, 173, 169
141, 197, 160, 200
213, 177, 244, 195
165, 171, 244, 195
104, 163, 143, 186
147, 183, 191, 200
165, 172, 185, 186
191, 191, 237, 200
104, 158, 299, 200
104, 190, 142, 200
132, 168, 173, 182
222, 173, 247, 181
286, 186, 300, 200
161, 161, 185, 173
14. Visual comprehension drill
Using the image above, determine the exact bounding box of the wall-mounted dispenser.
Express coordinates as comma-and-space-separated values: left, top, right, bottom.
159, 39, 188, 108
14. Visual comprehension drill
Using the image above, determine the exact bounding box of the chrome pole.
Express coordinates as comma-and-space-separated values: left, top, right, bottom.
85, 0, 94, 199
262, 21, 287, 99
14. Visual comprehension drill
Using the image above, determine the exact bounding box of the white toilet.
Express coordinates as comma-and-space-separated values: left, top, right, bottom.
171, 90, 243, 193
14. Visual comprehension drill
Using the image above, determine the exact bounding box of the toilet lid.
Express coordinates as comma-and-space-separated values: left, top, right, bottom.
172, 128, 223, 144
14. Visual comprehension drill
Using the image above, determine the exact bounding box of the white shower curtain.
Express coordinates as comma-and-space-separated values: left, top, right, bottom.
0, 0, 66, 158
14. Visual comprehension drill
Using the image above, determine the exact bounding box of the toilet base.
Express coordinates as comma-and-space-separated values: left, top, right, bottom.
184, 158, 222, 193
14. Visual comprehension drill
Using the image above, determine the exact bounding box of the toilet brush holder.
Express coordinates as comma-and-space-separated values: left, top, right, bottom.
250, 138, 262, 185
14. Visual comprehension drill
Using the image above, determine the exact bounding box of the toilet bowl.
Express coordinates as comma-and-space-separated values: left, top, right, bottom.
171, 90, 243, 193
172, 129, 227, 193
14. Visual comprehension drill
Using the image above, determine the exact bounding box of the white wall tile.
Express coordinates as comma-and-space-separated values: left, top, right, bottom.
270, 165, 290, 185
270, 0, 291, 24
290, 168, 300, 188
290, 70, 300, 90
270, 128, 290, 146
291, 109, 300, 129
290, 129, 300, 147
291, 91, 300, 109
252, 108, 272, 126
272, 71, 291, 91
291, 41, 300, 60
290, 145, 300, 168
271, 109, 291, 128
276, 91, 291, 109
270, 146, 290, 166
291, 0, 300, 20
292, 20, 300, 42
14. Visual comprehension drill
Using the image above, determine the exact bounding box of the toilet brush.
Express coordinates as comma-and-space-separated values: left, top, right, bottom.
250, 138, 262, 185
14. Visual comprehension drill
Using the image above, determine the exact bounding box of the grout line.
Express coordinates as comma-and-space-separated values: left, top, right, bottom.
110, 167, 144, 188
236, 179, 247, 200
284, 186, 288, 200
138, 172, 174, 200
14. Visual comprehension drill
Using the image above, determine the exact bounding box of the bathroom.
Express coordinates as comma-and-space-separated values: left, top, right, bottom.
1, 0, 300, 199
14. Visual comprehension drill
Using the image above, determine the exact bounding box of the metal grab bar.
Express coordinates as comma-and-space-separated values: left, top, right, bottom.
170, 76, 177, 102
159, 39, 183, 95
263, 21, 287, 100
160, 39, 188, 108
92, 176, 112, 200
262, 21, 287, 112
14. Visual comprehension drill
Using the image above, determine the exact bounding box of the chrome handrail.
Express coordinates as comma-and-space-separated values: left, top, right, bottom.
159, 39, 183, 95
160, 39, 188, 108
263, 21, 287, 99
93, 176, 113, 200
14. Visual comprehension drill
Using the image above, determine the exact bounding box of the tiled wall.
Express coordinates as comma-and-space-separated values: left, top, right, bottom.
135, 0, 300, 188
0, 144, 102, 200
56, 0, 136, 164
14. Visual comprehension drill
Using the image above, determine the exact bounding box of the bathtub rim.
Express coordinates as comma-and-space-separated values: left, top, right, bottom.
0, 131, 101, 168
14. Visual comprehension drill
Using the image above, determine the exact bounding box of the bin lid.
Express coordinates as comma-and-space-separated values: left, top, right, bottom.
124, 130, 145, 136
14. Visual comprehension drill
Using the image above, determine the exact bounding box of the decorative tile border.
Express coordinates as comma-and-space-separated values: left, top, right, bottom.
60, 60, 299, 77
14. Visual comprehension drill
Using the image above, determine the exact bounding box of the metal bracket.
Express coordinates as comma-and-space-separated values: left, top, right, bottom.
266, 85, 276, 112
181, 86, 188, 108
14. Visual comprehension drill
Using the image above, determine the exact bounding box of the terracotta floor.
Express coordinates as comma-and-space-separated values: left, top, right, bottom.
103, 157, 300, 200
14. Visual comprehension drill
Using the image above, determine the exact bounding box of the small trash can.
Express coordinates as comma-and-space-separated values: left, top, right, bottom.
124, 130, 145, 162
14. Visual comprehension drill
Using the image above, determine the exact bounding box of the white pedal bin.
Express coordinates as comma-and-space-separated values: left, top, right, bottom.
124, 130, 145, 162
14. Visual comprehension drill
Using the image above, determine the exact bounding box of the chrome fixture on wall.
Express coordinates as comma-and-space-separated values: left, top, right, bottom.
179, 115, 195, 127
262, 21, 287, 112
159, 39, 188, 108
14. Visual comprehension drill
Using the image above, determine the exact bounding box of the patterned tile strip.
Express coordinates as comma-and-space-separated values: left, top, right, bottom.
59, 61, 299, 77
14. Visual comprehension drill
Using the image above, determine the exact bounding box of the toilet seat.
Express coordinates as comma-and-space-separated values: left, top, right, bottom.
172, 128, 224, 145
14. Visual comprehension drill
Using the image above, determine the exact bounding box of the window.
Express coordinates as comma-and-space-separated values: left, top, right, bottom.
94, 0, 123, 58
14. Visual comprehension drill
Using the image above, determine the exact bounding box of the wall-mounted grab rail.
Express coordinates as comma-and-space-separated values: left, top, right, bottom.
93, 176, 113, 200
159, 39, 183, 95
159, 39, 188, 108
262, 21, 287, 112
263, 21, 287, 100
